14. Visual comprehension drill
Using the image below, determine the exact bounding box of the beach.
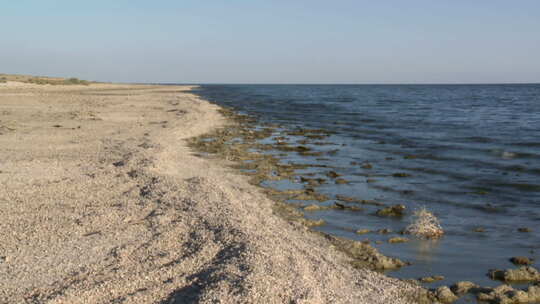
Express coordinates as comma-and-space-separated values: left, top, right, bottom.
0, 82, 422, 303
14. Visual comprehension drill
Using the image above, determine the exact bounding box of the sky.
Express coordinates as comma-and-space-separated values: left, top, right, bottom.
1, 1, 539, 84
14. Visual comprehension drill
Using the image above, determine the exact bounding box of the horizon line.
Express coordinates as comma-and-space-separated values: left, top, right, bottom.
152, 82, 540, 86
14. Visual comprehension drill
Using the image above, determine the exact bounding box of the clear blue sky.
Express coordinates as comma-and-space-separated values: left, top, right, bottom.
1, 1, 539, 83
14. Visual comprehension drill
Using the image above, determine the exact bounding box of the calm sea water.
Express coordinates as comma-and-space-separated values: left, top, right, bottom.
194, 84, 540, 291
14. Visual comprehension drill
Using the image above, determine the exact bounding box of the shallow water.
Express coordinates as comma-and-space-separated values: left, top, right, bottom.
194, 84, 540, 291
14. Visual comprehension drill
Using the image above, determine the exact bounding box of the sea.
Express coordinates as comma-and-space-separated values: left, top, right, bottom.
193, 84, 540, 293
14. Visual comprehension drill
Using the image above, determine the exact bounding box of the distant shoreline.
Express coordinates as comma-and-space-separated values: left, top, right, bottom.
160, 82, 540, 86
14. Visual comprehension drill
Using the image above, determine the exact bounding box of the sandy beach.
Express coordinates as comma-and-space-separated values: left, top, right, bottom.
0, 82, 423, 303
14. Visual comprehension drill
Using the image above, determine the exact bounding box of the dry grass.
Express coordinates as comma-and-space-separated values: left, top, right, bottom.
404, 207, 444, 239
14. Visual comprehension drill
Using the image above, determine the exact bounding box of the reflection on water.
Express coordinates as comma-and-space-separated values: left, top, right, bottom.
411, 239, 441, 264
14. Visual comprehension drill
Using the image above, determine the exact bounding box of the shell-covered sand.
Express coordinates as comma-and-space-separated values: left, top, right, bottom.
0, 82, 421, 303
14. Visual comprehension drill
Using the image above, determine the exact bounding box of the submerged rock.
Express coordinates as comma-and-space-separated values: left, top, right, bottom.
335, 194, 360, 203
388, 237, 409, 244
299, 151, 324, 157
335, 195, 387, 206
280, 188, 329, 202
332, 202, 363, 212
419, 275, 444, 283
361, 163, 373, 169
474, 227, 486, 232
272, 142, 312, 152
489, 266, 540, 282
299, 176, 326, 186
404, 155, 418, 159
323, 234, 408, 270
393, 172, 411, 178
511, 257, 534, 266
335, 178, 348, 184
376, 204, 406, 217
377, 228, 393, 234
361, 199, 386, 206
518, 227, 533, 233
303, 204, 330, 212
327, 149, 340, 155
326, 170, 340, 178
305, 134, 327, 140
271, 200, 329, 228
301, 218, 326, 227
286, 128, 331, 137
474, 190, 489, 195
356, 229, 371, 235
273, 136, 289, 141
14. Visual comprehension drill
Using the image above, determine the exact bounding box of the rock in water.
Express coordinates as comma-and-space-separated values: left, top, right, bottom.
419, 275, 444, 283
388, 237, 410, 244
450, 281, 479, 295
335, 178, 349, 184
477, 284, 540, 304
361, 163, 373, 169
489, 266, 540, 282
393, 172, 411, 178
376, 204, 406, 217
326, 170, 340, 178
325, 235, 408, 270
510, 256, 534, 266
477, 285, 515, 303
303, 204, 329, 212
433, 286, 459, 303
356, 229, 371, 235
377, 228, 392, 234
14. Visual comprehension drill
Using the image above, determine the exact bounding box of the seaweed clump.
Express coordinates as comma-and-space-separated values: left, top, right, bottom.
404, 207, 444, 239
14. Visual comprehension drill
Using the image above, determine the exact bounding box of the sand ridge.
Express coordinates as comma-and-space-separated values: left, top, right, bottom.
0, 82, 420, 303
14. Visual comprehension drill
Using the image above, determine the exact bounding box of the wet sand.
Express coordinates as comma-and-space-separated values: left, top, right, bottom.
0, 81, 421, 303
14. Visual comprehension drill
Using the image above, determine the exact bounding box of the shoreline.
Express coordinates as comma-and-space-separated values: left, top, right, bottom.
188, 86, 540, 304
185, 107, 412, 271
1, 81, 425, 303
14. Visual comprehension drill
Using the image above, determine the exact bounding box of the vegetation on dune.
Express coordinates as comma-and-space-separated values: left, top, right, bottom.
27, 76, 89, 85
63, 77, 89, 85
0, 73, 90, 85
